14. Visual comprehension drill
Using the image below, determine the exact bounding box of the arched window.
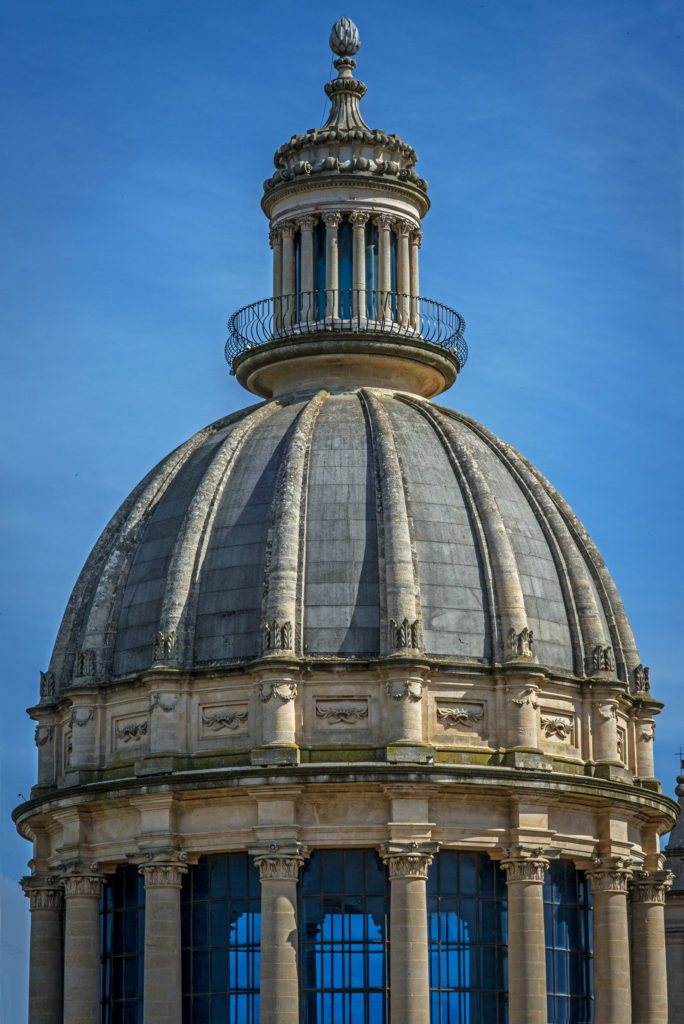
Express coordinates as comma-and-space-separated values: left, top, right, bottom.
181, 854, 261, 1024
544, 861, 593, 1023
299, 849, 390, 1023
427, 851, 508, 1023
100, 865, 145, 1024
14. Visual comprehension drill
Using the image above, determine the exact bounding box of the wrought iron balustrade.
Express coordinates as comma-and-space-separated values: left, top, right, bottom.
225, 289, 468, 370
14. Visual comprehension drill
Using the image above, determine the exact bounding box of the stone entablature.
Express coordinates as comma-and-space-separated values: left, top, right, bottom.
28, 660, 663, 790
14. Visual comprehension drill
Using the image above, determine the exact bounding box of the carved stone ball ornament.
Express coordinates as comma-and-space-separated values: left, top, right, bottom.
329, 17, 361, 57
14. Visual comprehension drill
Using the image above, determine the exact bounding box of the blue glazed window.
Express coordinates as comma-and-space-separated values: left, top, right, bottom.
314, 219, 327, 318
181, 854, 261, 1024
365, 221, 378, 317
544, 861, 593, 1023
299, 849, 389, 1023
427, 851, 508, 1023
100, 866, 145, 1024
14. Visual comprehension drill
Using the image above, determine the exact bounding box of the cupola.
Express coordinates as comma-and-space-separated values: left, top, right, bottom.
226, 17, 467, 400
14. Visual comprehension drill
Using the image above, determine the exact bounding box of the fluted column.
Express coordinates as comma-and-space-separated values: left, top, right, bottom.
381, 845, 435, 1024
62, 869, 106, 1024
409, 227, 421, 328
21, 878, 64, 1024
395, 219, 411, 325
253, 850, 307, 1024
588, 857, 633, 1024
350, 210, 370, 318
140, 858, 188, 1024
377, 214, 394, 318
630, 870, 673, 1024
323, 211, 342, 318
298, 215, 316, 320
501, 849, 549, 1024
280, 222, 296, 327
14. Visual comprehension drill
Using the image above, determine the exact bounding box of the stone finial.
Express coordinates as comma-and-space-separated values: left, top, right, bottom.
329, 17, 360, 57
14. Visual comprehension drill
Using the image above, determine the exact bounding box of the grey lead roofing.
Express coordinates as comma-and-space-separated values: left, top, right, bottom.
45, 389, 641, 693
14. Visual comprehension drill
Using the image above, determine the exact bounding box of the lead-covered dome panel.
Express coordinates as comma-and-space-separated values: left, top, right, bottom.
44, 390, 641, 693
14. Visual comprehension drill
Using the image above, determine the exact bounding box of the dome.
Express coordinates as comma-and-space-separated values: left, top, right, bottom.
43, 387, 646, 695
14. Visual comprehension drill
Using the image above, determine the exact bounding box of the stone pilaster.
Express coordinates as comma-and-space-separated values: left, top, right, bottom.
395, 219, 411, 324
381, 843, 436, 1024
501, 848, 549, 1024
587, 857, 633, 1024
630, 870, 673, 1024
69, 705, 97, 769
322, 211, 342, 318
139, 856, 188, 1024
634, 714, 657, 779
280, 222, 296, 327
298, 215, 316, 317
22, 877, 64, 1024
350, 210, 370, 316
62, 868, 106, 1024
385, 671, 431, 764
252, 673, 299, 766
253, 849, 307, 1024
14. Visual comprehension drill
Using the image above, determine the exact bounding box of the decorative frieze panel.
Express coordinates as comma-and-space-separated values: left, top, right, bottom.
114, 716, 148, 749
315, 698, 369, 726
435, 701, 485, 730
539, 708, 576, 745
200, 703, 249, 735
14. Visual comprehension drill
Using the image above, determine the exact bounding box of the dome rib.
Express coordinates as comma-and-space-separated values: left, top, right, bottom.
409, 399, 530, 662
260, 391, 329, 657
453, 413, 589, 677
359, 389, 423, 656
520, 454, 641, 684
155, 403, 278, 669
53, 418, 234, 690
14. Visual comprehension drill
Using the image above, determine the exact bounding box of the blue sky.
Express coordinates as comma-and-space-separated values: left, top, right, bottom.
1, 0, 681, 1015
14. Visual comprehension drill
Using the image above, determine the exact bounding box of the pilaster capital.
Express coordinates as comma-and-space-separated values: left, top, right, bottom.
349, 210, 371, 227
587, 856, 633, 893
629, 869, 674, 904
297, 214, 316, 231
279, 221, 296, 240
20, 875, 64, 911
380, 841, 439, 879
322, 211, 343, 229
259, 680, 297, 703
61, 864, 106, 899
500, 846, 549, 883
251, 842, 309, 881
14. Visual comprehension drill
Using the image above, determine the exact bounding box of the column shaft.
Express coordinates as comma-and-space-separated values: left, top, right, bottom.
299, 216, 315, 320
280, 224, 296, 327
323, 213, 341, 318
630, 873, 672, 1024
141, 863, 187, 1024
350, 211, 369, 318
377, 215, 393, 317
589, 863, 633, 1024
271, 226, 283, 330
502, 854, 548, 1024
23, 884, 64, 1024
409, 230, 421, 328
63, 875, 105, 1024
384, 855, 432, 1024
254, 855, 303, 1024
396, 221, 411, 325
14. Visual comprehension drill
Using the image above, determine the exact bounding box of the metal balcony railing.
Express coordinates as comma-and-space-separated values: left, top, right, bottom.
225, 289, 468, 371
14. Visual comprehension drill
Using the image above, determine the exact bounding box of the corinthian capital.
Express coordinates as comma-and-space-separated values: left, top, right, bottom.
376, 213, 395, 232
297, 214, 316, 230
251, 842, 309, 881
587, 856, 633, 892
62, 865, 106, 898
629, 869, 674, 904
500, 847, 549, 883
21, 876, 64, 911
139, 852, 188, 888
279, 221, 296, 240
322, 211, 343, 229
380, 841, 439, 880
349, 210, 370, 227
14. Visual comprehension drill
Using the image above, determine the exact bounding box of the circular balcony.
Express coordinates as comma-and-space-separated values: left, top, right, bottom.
226, 290, 468, 399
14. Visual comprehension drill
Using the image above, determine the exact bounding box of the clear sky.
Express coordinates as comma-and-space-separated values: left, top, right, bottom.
1, 0, 681, 1015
